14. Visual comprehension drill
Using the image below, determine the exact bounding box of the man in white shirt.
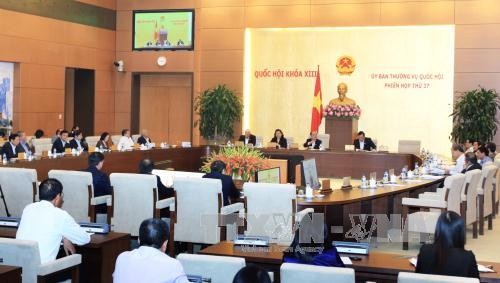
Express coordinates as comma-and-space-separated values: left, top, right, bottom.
16, 178, 90, 263
117, 128, 134, 150
113, 218, 189, 283
444, 143, 466, 175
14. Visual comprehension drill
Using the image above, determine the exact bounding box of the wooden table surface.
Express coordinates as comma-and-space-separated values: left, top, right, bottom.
200, 241, 500, 283
260, 148, 420, 179
0, 227, 130, 283
1, 147, 205, 179
0, 265, 21, 283
297, 178, 444, 205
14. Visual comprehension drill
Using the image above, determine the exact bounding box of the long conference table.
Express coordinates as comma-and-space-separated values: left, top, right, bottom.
2, 146, 418, 180
1, 146, 437, 241
200, 241, 500, 283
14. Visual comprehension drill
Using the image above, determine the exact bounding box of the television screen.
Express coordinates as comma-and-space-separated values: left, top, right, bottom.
133, 10, 194, 51
255, 167, 281, 184
301, 158, 321, 189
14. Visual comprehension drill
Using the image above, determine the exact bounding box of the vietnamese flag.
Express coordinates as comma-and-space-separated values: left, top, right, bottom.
310, 66, 323, 132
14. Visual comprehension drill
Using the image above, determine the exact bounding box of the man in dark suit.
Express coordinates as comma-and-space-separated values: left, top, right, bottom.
69, 131, 88, 152
1, 133, 20, 159
51, 130, 70, 154
85, 152, 112, 213
138, 158, 174, 218
303, 131, 322, 149
202, 160, 240, 206
238, 129, 256, 146
461, 152, 482, 173
353, 131, 377, 151
137, 129, 152, 146
51, 130, 70, 153
16, 131, 33, 154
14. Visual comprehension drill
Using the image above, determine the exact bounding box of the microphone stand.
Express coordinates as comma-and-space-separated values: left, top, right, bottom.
0, 186, 11, 217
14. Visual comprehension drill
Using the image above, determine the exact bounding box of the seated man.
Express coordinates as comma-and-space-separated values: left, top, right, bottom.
113, 218, 189, 283
203, 160, 240, 206
238, 129, 256, 146
16, 179, 90, 263
485, 142, 497, 159
51, 130, 71, 154
86, 152, 112, 213
69, 130, 89, 152
461, 152, 482, 174
303, 131, 322, 149
139, 159, 174, 200
443, 143, 465, 175
353, 131, 376, 151
118, 129, 134, 150
1, 133, 20, 159
137, 129, 152, 146
475, 145, 492, 166
16, 131, 33, 154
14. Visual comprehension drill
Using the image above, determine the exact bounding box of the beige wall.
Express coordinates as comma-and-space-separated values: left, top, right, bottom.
195, 0, 500, 145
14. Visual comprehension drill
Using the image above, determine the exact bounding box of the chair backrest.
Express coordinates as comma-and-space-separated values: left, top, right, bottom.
152, 169, 204, 188
0, 168, 37, 217
111, 135, 121, 145
495, 159, 500, 206
173, 177, 223, 244
0, 237, 42, 283
177, 253, 245, 283
255, 136, 263, 148
85, 136, 100, 147
31, 138, 52, 153
48, 170, 93, 222
397, 271, 479, 283
243, 182, 297, 245
463, 169, 481, 225
287, 136, 294, 145
443, 173, 466, 214
132, 134, 140, 143
317, 133, 330, 149
110, 173, 157, 236
280, 263, 355, 283
481, 164, 497, 216
398, 140, 421, 154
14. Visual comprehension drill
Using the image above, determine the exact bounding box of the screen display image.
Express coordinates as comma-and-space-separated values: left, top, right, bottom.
302, 158, 321, 189
133, 10, 194, 50
255, 167, 281, 184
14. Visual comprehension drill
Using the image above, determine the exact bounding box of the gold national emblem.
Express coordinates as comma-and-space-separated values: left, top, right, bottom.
336, 56, 356, 75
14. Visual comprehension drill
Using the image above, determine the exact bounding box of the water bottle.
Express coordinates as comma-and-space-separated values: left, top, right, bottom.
414, 162, 420, 176
383, 170, 389, 183
401, 167, 407, 180
2, 154, 7, 165
361, 175, 367, 188
305, 184, 313, 198
52, 148, 57, 157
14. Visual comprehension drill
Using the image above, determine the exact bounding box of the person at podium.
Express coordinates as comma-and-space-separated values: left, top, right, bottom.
270, 129, 287, 149
353, 131, 376, 151
328, 82, 356, 106
303, 131, 322, 149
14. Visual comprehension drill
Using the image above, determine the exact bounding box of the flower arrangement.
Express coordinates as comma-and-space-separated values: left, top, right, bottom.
323, 104, 361, 119
201, 146, 271, 182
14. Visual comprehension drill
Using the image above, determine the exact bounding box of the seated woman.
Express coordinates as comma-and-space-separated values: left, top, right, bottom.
283, 213, 344, 267
270, 129, 287, 149
96, 132, 111, 150
416, 211, 479, 279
